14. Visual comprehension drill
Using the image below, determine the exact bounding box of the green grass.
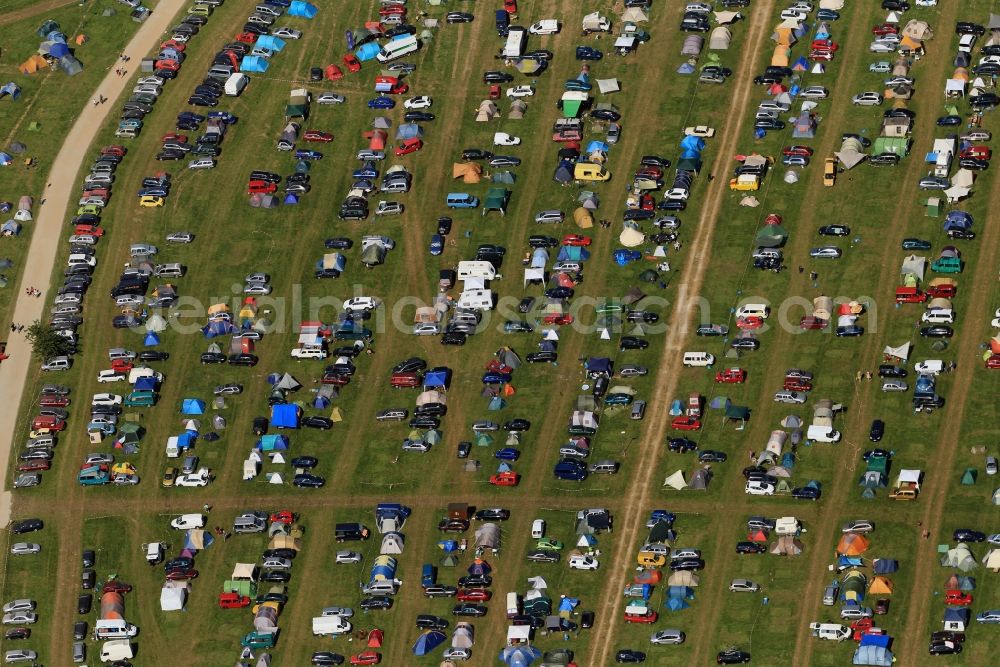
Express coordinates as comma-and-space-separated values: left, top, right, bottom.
0, 0, 142, 327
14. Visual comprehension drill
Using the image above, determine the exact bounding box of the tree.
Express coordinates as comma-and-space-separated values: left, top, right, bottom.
24, 320, 72, 359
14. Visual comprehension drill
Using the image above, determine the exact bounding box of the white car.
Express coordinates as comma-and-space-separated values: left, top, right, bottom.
779, 9, 807, 20
262, 557, 292, 570
809, 246, 842, 259
1, 612, 36, 625
9, 543, 40, 556
68, 234, 98, 245
169, 514, 205, 530
881, 380, 908, 392
271, 27, 302, 39
683, 125, 715, 138
914, 359, 944, 375
188, 158, 216, 170
336, 551, 363, 564
506, 85, 534, 99
493, 132, 521, 146
729, 579, 760, 593
402, 440, 432, 452
321, 606, 354, 618
175, 468, 211, 487
799, 86, 828, 99
404, 96, 432, 109
852, 92, 883, 106
97, 370, 127, 384
244, 283, 272, 295
745, 481, 775, 496
774, 391, 807, 404
343, 296, 380, 312
869, 41, 897, 53
528, 19, 559, 35
317, 92, 346, 105
987, 533, 1000, 546
166, 231, 194, 243
568, 554, 599, 570
878, 33, 901, 45
91, 393, 123, 406
650, 629, 685, 645
412, 323, 440, 336
137, 76, 163, 86
67, 253, 97, 268
4, 650, 37, 663
842, 520, 875, 534
988, 456, 998, 476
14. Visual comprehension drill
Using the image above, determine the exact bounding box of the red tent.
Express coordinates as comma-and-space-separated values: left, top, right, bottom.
325, 64, 343, 81
367, 628, 383, 648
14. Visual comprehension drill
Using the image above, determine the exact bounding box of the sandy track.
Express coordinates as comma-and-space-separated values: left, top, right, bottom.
590, 2, 777, 663
0, 0, 78, 27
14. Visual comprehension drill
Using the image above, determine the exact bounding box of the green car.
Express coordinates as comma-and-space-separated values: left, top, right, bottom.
124, 391, 156, 407
901, 238, 931, 251
604, 393, 634, 406
241, 631, 276, 649
536, 538, 564, 551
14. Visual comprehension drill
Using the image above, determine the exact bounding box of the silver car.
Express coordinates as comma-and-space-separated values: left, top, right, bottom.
9, 543, 40, 556
773, 390, 807, 404
1, 600, 34, 614
335, 551, 363, 564
809, 246, 842, 259
799, 86, 828, 99
650, 629, 685, 645
729, 578, 760, 593
4, 649, 37, 663
1, 611, 36, 625
881, 380, 908, 392
534, 209, 565, 224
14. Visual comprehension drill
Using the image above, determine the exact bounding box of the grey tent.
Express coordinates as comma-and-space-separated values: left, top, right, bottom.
553, 163, 573, 183
690, 468, 712, 490
395, 123, 423, 140
475, 523, 500, 549
681, 35, 703, 55
372, 116, 392, 129
755, 224, 788, 248
497, 347, 521, 369
709, 27, 732, 49
276, 373, 301, 391
59, 55, 83, 76
361, 244, 385, 267
492, 171, 515, 184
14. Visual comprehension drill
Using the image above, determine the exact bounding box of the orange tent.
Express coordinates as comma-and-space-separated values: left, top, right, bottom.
19, 55, 48, 74
836, 533, 870, 556
74, 34, 88, 45
869, 576, 893, 595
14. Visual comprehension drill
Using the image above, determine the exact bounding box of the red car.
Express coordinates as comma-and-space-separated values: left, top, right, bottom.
639, 194, 655, 210
39, 394, 70, 407
799, 316, 828, 330
247, 180, 277, 195
234, 31, 257, 44
31, 416, 66, 431
485, 360, 514, 374
714, 368, 746, 384
987, 354, 1000, 369
542, 314, 574, 326
872, 24, 898, 36
326, 65, 344, 81
811, 39, 839, 51
395, 138, 423, 156
218, 592, 251, 608
74, 224, 104, 237
165, 569, 198, 580
504, 0, 517, 13
343, 53, 362, 73
163, 133, 188, 143
782, 145, 814, 157
490, 471, 520, 487
17, 460, 50, 473
624, 610, 658, 624
736, 316, 763, 330
926, 284, 956, 299
390, 372, 421, 388
671, 417, 701, 431
160, 40, 186, 51
350, 652, 381, 665
270, 510, 295, 524
561, 235, 592, 247
960, 146, 991, 160
635, 166, 663, 179
457, 589, 492, 602
322, 372, 352, 386
102, 581, 132, 594
101, 145, 127, 157
111, 359, 133, 372
304, 130, 334, 143
809, 50, 834, 61
783, 380, 812, 392
378, 4, 406, 15
944, 590, 973, 606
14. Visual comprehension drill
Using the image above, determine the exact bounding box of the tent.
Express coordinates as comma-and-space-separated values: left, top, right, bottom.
663, 470, 687, 490
869, 576, 893, 595
770, 536, 803, 556
873, 559, 898, 575
412, 630, 446, 656
380, 533, 404, 554
475, 524, 500, 549
596, 79, 620, 94
943, 607, 969, 632
941, 544, 977, 571
0, 83, 21, 101
961, 468, 977, 485
667, 570, 699, 587
183, 529, 215, 551
499, 646, 541, 667
19, 55, 49, 74
288, 1, 318, 18
181, 398, 205, 415
59, 55, 83, 76
476, 100, 499, 122
853, 646, 893, 666
159, 586, 186, 611
837, 533, 870, 556
983, 549, 1000, 571
452, 162, 482, 183
271, 404, 300, 428
710, 27, 732, 49
241, 56, 269, 73
665, 597, 690, 612
255, 35, 286, 52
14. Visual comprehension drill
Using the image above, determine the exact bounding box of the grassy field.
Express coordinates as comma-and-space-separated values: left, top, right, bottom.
5, 0, 1000, 665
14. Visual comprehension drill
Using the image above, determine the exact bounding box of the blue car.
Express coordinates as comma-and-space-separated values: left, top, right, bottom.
368, 96, 396, 109
647, 510, 676, 527
177, 112, 205, 123
575, 46, 603, 61
429, 234, 443, 256
495, 448, 521, 461
482, 372, 512, 384
564, 79, 592, 92
138, 187, 169, 197
207, 111, 238, 124
353, 166, 379, 179
553, 460, 587, 481
295, 149, 323, 160
817, 9, 839, 20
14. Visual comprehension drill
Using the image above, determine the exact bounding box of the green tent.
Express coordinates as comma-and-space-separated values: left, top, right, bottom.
871, 136, 910, 156
561, 92, 588, 118
475, 433, 493, 447
755, 225, 788, 248
961, 468, 977, 485
482, 187, 510, 216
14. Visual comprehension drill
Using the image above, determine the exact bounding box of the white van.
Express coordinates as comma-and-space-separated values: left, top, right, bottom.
505, 592, 520, 618
376, 34, 419, 62
456, 261, 497, 281
531, 519, 545, 539
94, 620, 139, 640
311, 615, 351, 636
128, 367, 163, 384
806, 425, 841, 443
291, 347, 327, 359
165, 436, 182, 459
224, 73, 248, 96
921, 309, 954, 324
568, 554, 599, 570
682, 352, 715, 367
736, 303, 770, 318
100, 640, 134, 662
809, 623, 851, 641
502, 27, 527, 58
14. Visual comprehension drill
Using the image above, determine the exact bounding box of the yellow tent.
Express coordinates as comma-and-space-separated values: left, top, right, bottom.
330, 406, 343, 422
771, 46, 790, 67
869, 576, 894, 595
452, 162, 482, 183
19, 55, 48, 74
573, 207, 593, 229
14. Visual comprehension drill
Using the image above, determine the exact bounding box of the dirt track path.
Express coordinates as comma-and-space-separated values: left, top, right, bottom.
0, 0, 77, 27
589, 2, 776, 663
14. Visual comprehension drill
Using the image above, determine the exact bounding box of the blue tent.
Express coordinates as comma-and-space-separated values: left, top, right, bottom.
577, 534, 597, 547
288, 1, 318, 18
500, 646, 541, 667
860, 634, 891, 648
586, 141, 609, 154
437, 540, 458, 552
257, 434, 289, 451
665, 597, 690, 612
557, 246, 589, 261
677, 62, 695, 75
667, 586, 694, 599
872, 559, 898, 575
424, 368, 450, 388
135, 377, 157, 391
412, 630, 446, 656
852, 646, 893, 666
0, 83, 20, 101
355, 42, 381, 61
468, 559, 492, 575
240, 55, 269, 73
283, 193, 299, 205
313, 395, 331, 409
255, 35, 286, 52
183, 530, 215, 551
0, 153, 12, 166
181, 398, 205, 415
43, 42, 70, 58
781, 452, 796, 468
585, 357, 612, 375
176, 432, 196, 448
488, 397, 506, 411
271, 404, 300, 428
144, 332, 160, 346
558, 597, 579, 613
202, 320, 233, 338
496, 461, 512, 473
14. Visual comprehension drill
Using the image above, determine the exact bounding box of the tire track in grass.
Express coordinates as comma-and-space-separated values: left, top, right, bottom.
589, 2, 777, 664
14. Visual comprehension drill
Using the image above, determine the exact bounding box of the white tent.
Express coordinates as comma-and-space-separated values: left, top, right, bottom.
527, 576, 548, 589
596, 78, 620, 94
663, 470, 687, 490
621, 7, 648, 22
523, 268, 544, 287
713, 12, 740, 26
945, 79, 966, 97
619, 225, 644, 247
232, 563, 256, 579
952, 169, 975, 187
160, 586, 186, 611
783, 171, 799, 183
983, 549, 1000, 571
811, 62, 825, 74
243, 459, 259, 480
506, 625, 531, 646
267, 472, 284, 484
272, 452, 285, 464
380, 532, 405, 554
882, 341, 911, 361
709, 26, 732, 49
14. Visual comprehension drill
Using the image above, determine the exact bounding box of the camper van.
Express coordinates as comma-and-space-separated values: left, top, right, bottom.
735, 303, 770, 319
94, 620, 139, 640
809, 623, 851, 641
224, 73, 249, 96
376, 34, 419, 62
574, 162, 611, 181
806, 425, 841, 443
505, 592, 521, 619
502, 26, 527, 58
682, 352, 715, 367
99, 640, 134, 662
456, 261, 497, 281
457, 289, 494, 311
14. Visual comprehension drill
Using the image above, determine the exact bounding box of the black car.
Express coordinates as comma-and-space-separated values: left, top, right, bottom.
483, 70, 514, 83
446, 11, 474, 23
288, 456, 318, 471
580, 610, 595, 629
518, 296, 536, 313
947, 228, 976, 240
78, 593, 93, 614
393, 357, 427, 374
360, 596, 393, 611
717, 649, 752, 664
919, 325, 953, 338
576, 46, 603, 60
526, 351, 557, 363
437, 217, 452, 235
462, 148, 493, 161
503, 419, 530, 432
791, 486, 821, 501
457, 442, 471, 458
309, 67, 323, 81
263, 548, 297, 560
754, 118, 785, 130
82, 549, 95, 568
414, 403, 446, 417
736, 542, 766, 555
528, 235, 559, 248
640, 155, 671, 168
878, 365, 907, 378
929, 641, 962, 655
881, 0, 908, 9
409, 416, 440, 429
201, 352, 226, 364
866, 419, 885, 443
73, 621, 88, 640
228, 353, 259, 366
490, 155, 521, 167
474, 508, 510, 521
260, 570, 291, 583
956, 21, 986, 35
590, 107, 621, 122
731, 337, 760, 350
698, 450, 727, 463
404, 111, 435, 122
930, 631, 965, 643
441, 332, 467, 346
953, 529, 986, 542
619, 336, 648, 350
835, 326, 864, 337
82, 570, 96, 589
138, 351, 169, 362
452, 603, 487, 617
302, 416, 334, 430
416, 614, 449, 630
819, 225, 850, 236
293, 473, 325, 488
668, 438, 697, 453
252, 417, 268, 436
12, 518, 43, 534
311, 652, 345, 666
544, 287, 573, 300
325, 237, 353, 249
625, 310, 659, 323
937, 115, 962, 126
669, 558, 704, 571
457, 574, 491, 588
869, 153, 900, 166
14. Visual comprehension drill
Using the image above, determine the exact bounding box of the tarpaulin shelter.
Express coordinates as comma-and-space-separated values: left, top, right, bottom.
289, 1, 318, 18
596, 79, 619, 94
475, 524, 500, 549
663, 470, 687, 490
483, 187, 510, 215
241, 56, 269, 72
271, 403, 300, 428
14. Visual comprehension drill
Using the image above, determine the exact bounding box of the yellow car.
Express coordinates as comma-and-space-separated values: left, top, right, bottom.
189, 4, 211, 15
636, 550, 666, 567
162, 467, 177, 488
139, 196, 164, 208
823, 157, 837, 187
77, 204, 101, 216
